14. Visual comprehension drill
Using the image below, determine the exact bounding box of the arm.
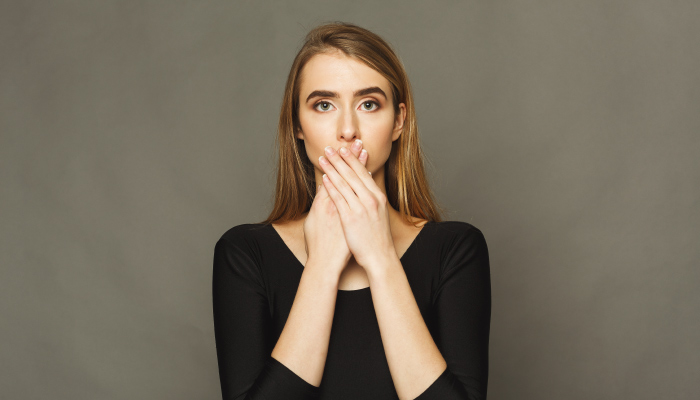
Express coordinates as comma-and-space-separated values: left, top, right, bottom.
415, 226, 491, 399
270, 256, 340, 386
366, 225, 491, 400
212, 235, 339, 399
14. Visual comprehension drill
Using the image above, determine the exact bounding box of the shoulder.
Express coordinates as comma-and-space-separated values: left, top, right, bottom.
213, 224, 271, 289
429, 220, 485, 242
429, 220, 488, 265
216, 223, 271, 252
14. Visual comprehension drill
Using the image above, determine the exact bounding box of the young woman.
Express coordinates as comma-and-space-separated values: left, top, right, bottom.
213, 22, 491, 400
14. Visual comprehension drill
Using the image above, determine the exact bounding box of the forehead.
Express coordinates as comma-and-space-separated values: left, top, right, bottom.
299, 52, 391, 96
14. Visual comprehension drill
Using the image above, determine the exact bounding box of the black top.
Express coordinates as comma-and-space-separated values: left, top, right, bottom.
212, 220, 491, 399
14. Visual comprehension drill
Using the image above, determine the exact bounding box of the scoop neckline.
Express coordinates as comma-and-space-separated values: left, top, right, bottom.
267, 220, 432, 293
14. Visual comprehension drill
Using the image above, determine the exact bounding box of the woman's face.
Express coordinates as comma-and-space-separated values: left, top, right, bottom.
296, 51, 406, 181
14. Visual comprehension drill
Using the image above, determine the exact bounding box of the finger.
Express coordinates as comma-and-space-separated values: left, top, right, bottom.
320, 148, 367, 210
348, 141, 370, 181
339, 146, 374, 182
322, 173, 349, 215
351, 140, 370, 171
359, 149, 370, 173
331, 145, 379, 199
348, 139, 364, 164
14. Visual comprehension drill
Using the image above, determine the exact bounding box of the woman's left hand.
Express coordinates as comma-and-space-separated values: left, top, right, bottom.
319, 142, 396, 274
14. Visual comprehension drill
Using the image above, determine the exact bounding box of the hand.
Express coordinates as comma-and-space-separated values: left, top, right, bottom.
319, 141, 395, 274
303, 140, 369, 278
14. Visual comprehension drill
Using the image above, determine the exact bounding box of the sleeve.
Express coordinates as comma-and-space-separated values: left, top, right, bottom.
212, 234, 321, 400
414, 225, 492, 400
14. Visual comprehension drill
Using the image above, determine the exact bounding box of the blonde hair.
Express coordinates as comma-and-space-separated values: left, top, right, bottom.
259, 21, 445, 226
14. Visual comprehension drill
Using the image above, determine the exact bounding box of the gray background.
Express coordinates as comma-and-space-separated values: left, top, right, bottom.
1, 1, 698, 399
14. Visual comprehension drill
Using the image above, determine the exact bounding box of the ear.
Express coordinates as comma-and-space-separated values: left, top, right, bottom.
391, 103, 407, 142
296, 126, 304, 140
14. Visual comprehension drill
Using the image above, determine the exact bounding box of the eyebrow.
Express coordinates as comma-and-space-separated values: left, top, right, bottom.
305, 86, 387, 103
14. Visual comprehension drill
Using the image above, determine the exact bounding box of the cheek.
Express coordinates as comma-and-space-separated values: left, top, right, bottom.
364, 117, 396, 143
299, 115, 333, 166
363, 126, 397, 170
299, 111, 335, 137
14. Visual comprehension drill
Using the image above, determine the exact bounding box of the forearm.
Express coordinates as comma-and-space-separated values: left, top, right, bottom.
367, 257, 447, 400
270, 259, 339, 387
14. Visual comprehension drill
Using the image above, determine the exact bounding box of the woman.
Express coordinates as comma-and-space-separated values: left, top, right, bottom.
213, 22, 491, 400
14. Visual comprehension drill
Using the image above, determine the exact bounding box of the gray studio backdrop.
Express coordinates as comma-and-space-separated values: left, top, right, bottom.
2, 1, 698, 399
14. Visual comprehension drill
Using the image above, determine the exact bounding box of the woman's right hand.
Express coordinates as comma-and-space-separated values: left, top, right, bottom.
303, 140, 368, 278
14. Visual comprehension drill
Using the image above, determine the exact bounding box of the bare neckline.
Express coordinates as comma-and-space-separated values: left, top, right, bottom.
267, 221, 432, 293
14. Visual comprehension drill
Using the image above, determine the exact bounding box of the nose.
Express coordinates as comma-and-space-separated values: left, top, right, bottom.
338, 106, 359, 142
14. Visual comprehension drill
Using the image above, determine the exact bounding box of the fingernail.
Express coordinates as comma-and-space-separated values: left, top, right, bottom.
352, 139, 362, 150
360, 149, 367, 159
339, 146, 348, 155
324, 146, 334, 155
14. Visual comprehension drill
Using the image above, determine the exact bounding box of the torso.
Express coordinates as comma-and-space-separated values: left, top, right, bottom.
272, 215, 428, 291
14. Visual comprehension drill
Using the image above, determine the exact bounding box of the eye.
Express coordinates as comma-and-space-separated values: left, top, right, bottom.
314, 101, 334, 112
360, 100, 379, 111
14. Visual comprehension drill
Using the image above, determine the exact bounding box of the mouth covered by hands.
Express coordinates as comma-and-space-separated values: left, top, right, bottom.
318, 140, 396, 272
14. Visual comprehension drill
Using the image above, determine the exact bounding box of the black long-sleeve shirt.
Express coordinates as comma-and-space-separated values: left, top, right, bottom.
212, 220, 491, 399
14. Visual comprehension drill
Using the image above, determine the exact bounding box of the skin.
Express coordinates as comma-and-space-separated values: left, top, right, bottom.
270, 50, 446, 399
298, 50, 408, 269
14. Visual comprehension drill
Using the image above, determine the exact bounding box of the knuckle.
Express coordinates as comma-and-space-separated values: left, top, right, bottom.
365, 195, 378, 208
336, 178, 349, 190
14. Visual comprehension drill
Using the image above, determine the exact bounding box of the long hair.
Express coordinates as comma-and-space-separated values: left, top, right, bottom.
258, 22, 445, 226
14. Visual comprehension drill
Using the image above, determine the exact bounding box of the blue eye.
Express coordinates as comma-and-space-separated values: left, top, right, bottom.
361, 101, 379, 111
315, 101, 333, 112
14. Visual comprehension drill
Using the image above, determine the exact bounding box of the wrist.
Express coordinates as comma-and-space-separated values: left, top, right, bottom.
364, 253, 401, 282
303, 257, 342, 287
